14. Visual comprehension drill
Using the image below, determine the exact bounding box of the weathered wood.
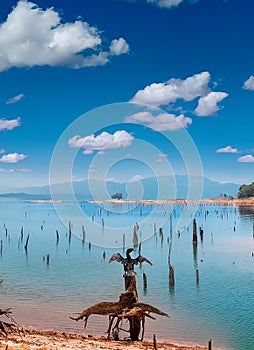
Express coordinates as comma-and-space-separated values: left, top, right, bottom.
168, 213, 173, 284
72, 253, 167, 341
124, 274, 140, 340
56, 230, 59, 244
169, 265, 175, 285
153, 334, 157, 350
199, 227, 203, 241
196, 269, 199, 285
71, 286, 168, 341
193, 218, 197, 244
24, 235, 30, 253
143, 272, 147, 290
0, 308, 19, 337
133, 225, 138, 248
82, 226, 85, 243
124, 275, 138, 301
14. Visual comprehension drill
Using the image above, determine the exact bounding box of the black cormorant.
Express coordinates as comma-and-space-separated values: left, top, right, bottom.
108, 248, 152, 275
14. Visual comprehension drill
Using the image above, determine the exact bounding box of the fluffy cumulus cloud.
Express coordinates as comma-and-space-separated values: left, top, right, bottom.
195, 91, 228, 116
0, 152, 27, 163
147, 0, 183, 8
0, 117, 21, 131
131, 71, 229, 118
110, 38, 129, 56
238, 155, 254, 163
0, 1, 129, 71
242, 75, 254, 90
125, 111, 192, 131
6, 93, 25, 104
216, 146, 240, 154
68, 130, 134, 154
131, 71, 211, 106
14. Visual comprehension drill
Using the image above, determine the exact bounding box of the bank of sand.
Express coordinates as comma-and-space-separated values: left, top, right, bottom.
0, 329, 210, 350
90, 197, 254, 206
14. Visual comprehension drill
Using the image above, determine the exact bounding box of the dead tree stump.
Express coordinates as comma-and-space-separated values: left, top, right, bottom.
192, 218, 197, 244
124, 274, 140, 340
169, 265, 175, 285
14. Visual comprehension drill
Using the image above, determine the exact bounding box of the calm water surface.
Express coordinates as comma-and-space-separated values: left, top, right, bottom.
0, 200, 254, 350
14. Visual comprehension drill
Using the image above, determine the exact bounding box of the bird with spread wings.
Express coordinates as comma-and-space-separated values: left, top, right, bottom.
108, 248, 152, 275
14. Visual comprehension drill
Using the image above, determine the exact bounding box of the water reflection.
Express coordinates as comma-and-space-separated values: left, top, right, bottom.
238, 205, 254, 220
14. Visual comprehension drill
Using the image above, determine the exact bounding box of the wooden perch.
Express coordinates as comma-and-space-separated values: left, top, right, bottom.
72, 252, 168, 341
70, 289, 169, 341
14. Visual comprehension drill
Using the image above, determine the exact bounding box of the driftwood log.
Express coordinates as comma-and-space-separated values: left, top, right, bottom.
0, 308, 19, 337
71, 275, 169, 341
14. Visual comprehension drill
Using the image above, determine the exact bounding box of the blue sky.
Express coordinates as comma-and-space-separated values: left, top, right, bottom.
0, 0, 254, 193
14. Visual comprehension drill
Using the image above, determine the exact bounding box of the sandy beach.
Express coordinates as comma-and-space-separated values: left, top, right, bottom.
0, 329, 209, 350
90, 197, 254, 206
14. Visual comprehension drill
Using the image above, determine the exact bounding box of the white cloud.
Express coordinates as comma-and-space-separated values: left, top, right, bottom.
238, 155, 254, 163
243, 75, 254, 90
0, 1, 129, 71
0, 168, 15, 173
17, 168, 32, 172
110, 38, 129, 56
125, 111, 192, 131
0, 149, 5, 154
130, 71, 211, 106
129, 175, 144, 182
0, 167, 31, 172
0, 117, 21, 131
0, 152, 27, 163
68, 130, 134, 154
216, 146, 240, 154
157, 153, 168, 162
195, 91, 228, 116
147, 0, 183, 8
6, 93, 25, 104
74, 51, 109, 68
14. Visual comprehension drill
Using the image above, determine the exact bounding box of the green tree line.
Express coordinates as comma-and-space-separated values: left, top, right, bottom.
237, 182, 254, 198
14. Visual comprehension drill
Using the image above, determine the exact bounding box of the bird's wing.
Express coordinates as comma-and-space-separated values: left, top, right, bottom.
108, 253, 124, 264
133, 255, 153, 266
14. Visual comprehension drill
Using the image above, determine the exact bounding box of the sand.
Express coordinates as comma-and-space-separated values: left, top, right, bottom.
90, 197, 254, 206
0, 329, 208, 350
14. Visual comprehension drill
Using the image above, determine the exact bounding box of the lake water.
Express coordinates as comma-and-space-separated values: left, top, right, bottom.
0, 200, 254, 350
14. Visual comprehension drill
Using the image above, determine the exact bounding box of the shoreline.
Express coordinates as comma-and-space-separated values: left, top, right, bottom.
0, 328, 212, 350
3, 197, 253, 206
89, 197, 254, 206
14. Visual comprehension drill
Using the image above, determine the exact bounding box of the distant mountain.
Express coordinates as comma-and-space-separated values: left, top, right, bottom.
0, 176, 240, 200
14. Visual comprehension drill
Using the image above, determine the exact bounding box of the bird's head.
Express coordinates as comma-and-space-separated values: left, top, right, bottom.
126, 248, 135, 258
126, 248, 135, 254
